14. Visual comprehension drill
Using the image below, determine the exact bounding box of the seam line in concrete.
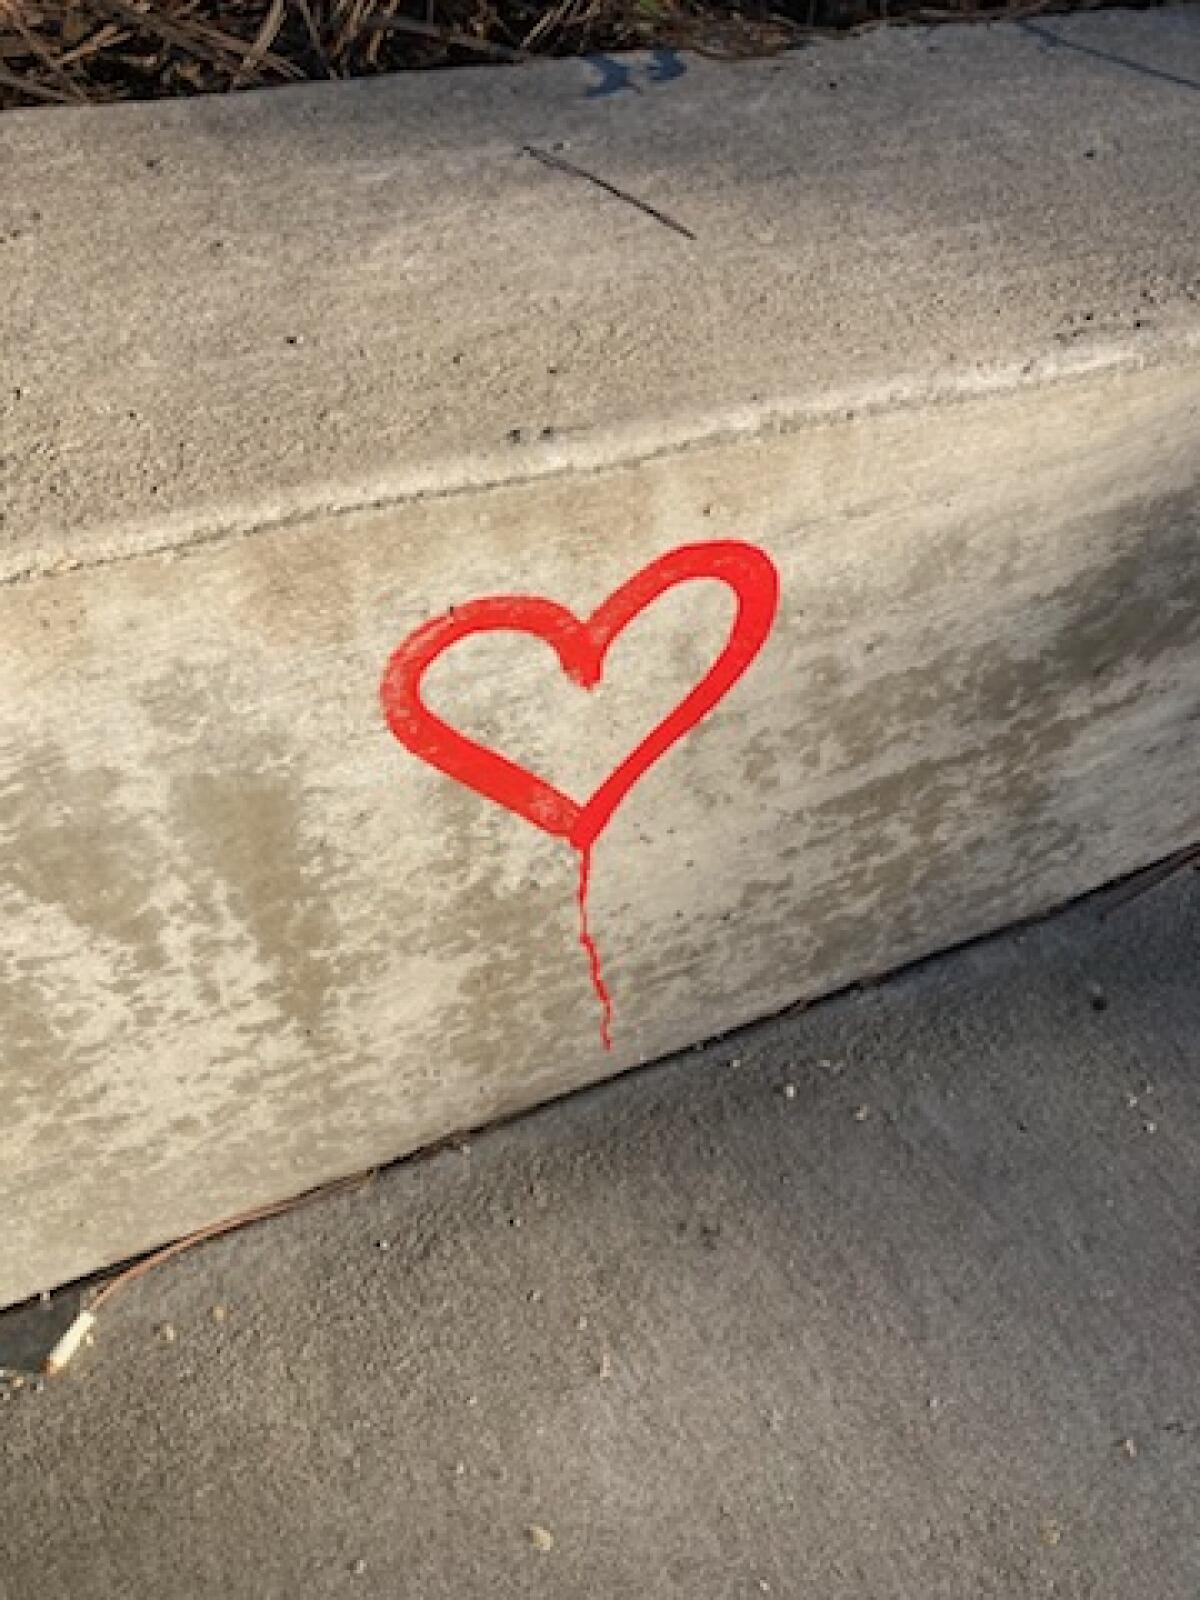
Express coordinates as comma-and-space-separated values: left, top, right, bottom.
7, 332, 1198, 591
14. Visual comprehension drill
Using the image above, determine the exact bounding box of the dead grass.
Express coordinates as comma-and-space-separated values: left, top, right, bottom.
0, 0, 1167, 110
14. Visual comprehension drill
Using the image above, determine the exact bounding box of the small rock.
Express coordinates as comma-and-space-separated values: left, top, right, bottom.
598, 1351, 613, 1381
782, 1084, 798, 1101
1087, 983, 1108, 1012
527, 1290, 543, 1304
350, 1558, 367, 1577
576, 1314, 589, 1332
159, 1323, 177, 1345
853, 1105, 871, 1122
527, 1524, 555, 1553
375, 1239, 391, 1252
1120, 1437, 1138, 1459
1041, 1518, 1063, 1547
1143, 1121, 1158, 1135
211, 1305, 229, 1324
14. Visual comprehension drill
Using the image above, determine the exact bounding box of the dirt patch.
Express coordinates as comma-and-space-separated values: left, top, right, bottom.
0, 0, 1174, 111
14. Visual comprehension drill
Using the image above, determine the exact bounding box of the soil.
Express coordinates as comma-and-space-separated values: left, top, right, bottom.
0, 0, 1176, 111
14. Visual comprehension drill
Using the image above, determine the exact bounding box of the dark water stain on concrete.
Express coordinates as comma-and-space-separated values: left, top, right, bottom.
170, 763, 341, 1045
0, 743, 168, 966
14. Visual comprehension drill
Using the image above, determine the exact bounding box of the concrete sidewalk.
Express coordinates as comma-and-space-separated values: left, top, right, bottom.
3, 874, 1198, 1599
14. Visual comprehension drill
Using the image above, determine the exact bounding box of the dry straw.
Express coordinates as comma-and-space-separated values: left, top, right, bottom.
0, 0, 1124, 111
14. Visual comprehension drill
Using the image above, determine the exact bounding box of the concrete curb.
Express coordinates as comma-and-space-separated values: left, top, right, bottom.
3, 9, 1199, 1305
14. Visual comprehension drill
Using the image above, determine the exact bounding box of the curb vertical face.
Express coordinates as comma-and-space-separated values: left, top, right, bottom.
380, 540, 781, 1044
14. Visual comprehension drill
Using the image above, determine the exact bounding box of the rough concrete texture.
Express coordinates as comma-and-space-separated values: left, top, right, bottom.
3, 13, 1200, 1305
2, 879, 1199, 1599
2, 8, 1200, 576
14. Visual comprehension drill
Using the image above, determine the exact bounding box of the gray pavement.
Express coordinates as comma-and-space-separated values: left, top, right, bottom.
2, 873, 1199, 1598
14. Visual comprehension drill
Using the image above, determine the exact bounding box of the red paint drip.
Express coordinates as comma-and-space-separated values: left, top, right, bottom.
379, 541, 782, 1048
574, 843, 614, 1051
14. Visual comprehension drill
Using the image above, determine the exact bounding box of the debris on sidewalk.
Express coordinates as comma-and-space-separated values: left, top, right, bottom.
1, 0, 1127, 114
2, 1168, 376, 1383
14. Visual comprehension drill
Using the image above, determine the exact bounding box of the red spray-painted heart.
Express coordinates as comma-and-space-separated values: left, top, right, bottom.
379, 539, 780, 1046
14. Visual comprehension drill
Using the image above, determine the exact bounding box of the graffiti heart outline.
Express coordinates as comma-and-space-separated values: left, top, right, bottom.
380, 539, 780, 1047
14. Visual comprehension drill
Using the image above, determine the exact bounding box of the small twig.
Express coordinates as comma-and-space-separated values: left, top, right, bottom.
1102, 843, 1200, 916
88, 0, 299, 80
523, 143, 695, 241
332, 0, 371, 62
55, 23, 130, 71
363, 15, 527, 61
0, 58, 77, 101
38, 1167, 376, 1377
231, 0, 287, 85
87, 1168, 374, 1315
521, 0, 581, 52
292, 0, 332, 78
40, 1164, 380, 1376
6, 8, 90, 99
364, 0, 401, 68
